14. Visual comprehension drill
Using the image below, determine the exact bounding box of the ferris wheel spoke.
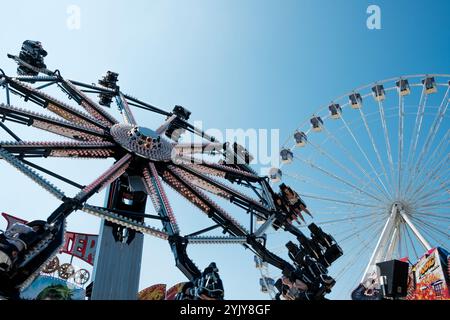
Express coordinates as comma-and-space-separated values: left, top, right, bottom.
411, 215, 450, 227
355, 108, 393, 195
415, 226, 448, 249
322, 123, 391, 200
408, 163, 449, 205
409, 218, 449, 248
336, 218, 384, 245
407, 85, 428, 162
305, 140, 387, 201
410, 227, 448, 249
335, 223, 385, 281
411, 179, 449, 206
401, 223, 417, 261
409, 215, 449, 238
314, 212, 380, 226
337, 216, 386, 243
306, 207, 371, 215
412, 86, 449, 175
294, 155, 384, 203
411, 211, 450, 222
339, 221, 384, 288
397, 94, 405, 198
335, 246, 370, 282
408, 162, 449, 201
376, 100, 396, 196
408, 129, 449, 183
397, 223, 404, 259
402, 86, 428, 195
415, 198, 450, 211
403, 139, 449, 200
402, 131, 450, 198
404, 224, 420, 261
284, 171, 380, 206
412, 160, 450, 193
297, 192, 382, 208
414, 150, 450, 188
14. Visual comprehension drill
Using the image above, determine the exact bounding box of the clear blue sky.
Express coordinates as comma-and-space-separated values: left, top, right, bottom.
0, 0, 449, 299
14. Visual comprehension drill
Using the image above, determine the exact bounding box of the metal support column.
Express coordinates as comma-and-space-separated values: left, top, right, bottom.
91, 175, 147, 300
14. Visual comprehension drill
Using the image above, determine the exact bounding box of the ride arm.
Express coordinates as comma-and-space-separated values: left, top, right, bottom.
47, 154, 132, 223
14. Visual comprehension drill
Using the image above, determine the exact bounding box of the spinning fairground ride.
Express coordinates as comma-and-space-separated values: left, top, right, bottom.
0, 40, 344, 300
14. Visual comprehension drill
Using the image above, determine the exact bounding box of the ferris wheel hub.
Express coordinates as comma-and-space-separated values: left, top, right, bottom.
390, 201, 412, 216
110, 124, 173, 161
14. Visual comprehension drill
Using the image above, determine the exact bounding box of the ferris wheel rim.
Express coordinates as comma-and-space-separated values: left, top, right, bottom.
278, 75, 449, 203
282, 74, 450, 149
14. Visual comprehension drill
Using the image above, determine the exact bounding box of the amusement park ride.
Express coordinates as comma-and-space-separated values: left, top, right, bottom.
0, 40, 344, 300
0, 41, 448, 300
262, 71, 450, 299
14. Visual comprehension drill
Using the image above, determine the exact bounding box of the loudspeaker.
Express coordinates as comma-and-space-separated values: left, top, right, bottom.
376, 259, 409, 298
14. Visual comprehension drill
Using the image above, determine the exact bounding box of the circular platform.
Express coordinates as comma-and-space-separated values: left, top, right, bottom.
110, 124, 173, 161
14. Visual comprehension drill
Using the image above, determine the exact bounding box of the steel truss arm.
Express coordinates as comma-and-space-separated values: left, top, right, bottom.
173, 142, 224, 156
142, 163, 179, 234
176, 164, 272, 217
5, 77, 105, 129
159, 164, 248, 235
58, 79, 118, 126
158, 163, 300, 281
0, 147, 65, 199
116, 92, 137, 125
46, 154, 132, 223
0, 141, 116, 158
0, 103, 107, 141
81, 204, 169, 240
177, 156, 261, 182
122, 93, 172, 117
141, 162, 204, 280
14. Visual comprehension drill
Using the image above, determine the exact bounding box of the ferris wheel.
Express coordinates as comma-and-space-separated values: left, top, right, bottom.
259, 74, 450, 299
